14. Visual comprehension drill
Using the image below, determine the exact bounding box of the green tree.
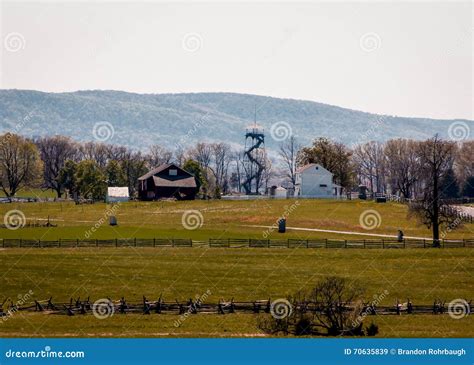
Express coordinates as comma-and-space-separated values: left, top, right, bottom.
183, 159, 206, 193
298, 137, 354, 188
58, 160, 78, 198
75, 160, 107, 200
105, 160, 127, 187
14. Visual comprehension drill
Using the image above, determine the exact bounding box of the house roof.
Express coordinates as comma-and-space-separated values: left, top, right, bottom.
152, 176, 197, 188
296, 163, 333, 175
107, 187, 129, 197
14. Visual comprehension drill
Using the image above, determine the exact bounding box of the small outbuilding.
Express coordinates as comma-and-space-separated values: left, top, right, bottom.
294, 163, 337, 198
138, 163, 197, 200
106, 187, 130, 203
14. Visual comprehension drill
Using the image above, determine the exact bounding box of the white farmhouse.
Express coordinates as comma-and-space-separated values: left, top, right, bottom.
294, 164, 339, 198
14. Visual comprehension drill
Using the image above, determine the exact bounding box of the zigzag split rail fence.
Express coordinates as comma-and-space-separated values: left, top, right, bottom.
1, 297, 472, 317
1, 238, 474, 248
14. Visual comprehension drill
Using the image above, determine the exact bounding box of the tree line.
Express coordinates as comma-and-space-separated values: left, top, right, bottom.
0, 133, 472, 204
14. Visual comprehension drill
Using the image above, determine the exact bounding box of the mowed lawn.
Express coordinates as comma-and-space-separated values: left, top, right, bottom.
0, 248, 473, 337
0, 199, 473, 240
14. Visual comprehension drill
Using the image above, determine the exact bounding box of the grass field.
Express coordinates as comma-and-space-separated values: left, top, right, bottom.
0, 247, 473, 337
0, 199, 473, 240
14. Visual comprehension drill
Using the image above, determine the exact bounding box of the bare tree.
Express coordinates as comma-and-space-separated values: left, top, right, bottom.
147, 145, 173, 168
384, 139, 420, 199
36, 136, 77, 197
409, 135, 457, 244
353, 141, 386, 193
79, 142, 109, 168
211, 143, 231, 194
279, 136, 300, 189
0, 134, 43, 197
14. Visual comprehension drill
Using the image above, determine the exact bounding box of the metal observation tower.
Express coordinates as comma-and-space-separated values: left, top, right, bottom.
242, 111, 266, 194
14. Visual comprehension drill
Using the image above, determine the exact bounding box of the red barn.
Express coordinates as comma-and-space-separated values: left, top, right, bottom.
138, 164, 197, 200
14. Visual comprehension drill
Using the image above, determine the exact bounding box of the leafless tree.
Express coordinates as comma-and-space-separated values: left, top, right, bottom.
353, 141, 386, 193
147, 145, 173, 168
0, 134, 43, 197
211, 143, 231, 194
384, 139, 421, 199
409, 135, 457, 244
78, 142, 109, 168
279, 136, 300, 189
36, 135, 77, 197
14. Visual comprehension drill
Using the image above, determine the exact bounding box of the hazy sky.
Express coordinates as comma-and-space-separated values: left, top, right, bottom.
1, 1, 472, 120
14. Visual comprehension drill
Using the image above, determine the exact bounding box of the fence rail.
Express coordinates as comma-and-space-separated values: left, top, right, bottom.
1, 237, 474, 249
1, 296, 471, 317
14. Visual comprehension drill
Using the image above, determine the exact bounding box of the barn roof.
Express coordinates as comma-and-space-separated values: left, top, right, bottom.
138, 163, 173, 181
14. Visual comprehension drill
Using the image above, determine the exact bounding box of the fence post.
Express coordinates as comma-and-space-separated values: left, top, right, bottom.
19, 239, 22, 248
287, 239, 290, 248
115, 238, 118, 248
382, 239, 384, 249
423, 239, 426, 248
464, 239, 466, 248
325, 239, 328, 248
96, 239, 98, 247
153, 238, 156, 247
59, 239, 61, 248
76, 239, 79, 247
344, 240, 347, 248
38, 239, 41, 248
363, 239, 366, 249
134, 238, 137, 247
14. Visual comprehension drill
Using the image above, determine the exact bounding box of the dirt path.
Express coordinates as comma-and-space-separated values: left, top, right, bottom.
242, 225, 431, 240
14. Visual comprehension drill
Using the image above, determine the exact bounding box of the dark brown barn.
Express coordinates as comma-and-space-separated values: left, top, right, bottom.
138, 164, 197, 200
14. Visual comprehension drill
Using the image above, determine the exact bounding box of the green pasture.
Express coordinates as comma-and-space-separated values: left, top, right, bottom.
0, 248, 472, 337
0, 199, 472, 240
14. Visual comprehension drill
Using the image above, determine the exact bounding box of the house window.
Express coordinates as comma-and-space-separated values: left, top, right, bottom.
169, 169, 177, 176
319, 184, 327, 188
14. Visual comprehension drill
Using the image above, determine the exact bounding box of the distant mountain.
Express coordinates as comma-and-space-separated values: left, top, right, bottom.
0, 90, 472, 152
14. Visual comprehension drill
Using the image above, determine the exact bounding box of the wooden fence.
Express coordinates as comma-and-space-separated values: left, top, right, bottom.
0, 238, 474, 249
1, 237, 473, 249
1, 296, 471, 317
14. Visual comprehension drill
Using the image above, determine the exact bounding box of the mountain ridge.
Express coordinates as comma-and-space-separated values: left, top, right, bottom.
0, 89, 472, 151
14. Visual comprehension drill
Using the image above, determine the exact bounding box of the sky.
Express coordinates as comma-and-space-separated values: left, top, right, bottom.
0, 0, 472, 120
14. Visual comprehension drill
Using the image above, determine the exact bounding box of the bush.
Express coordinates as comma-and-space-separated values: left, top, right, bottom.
365, 322, 379, 336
